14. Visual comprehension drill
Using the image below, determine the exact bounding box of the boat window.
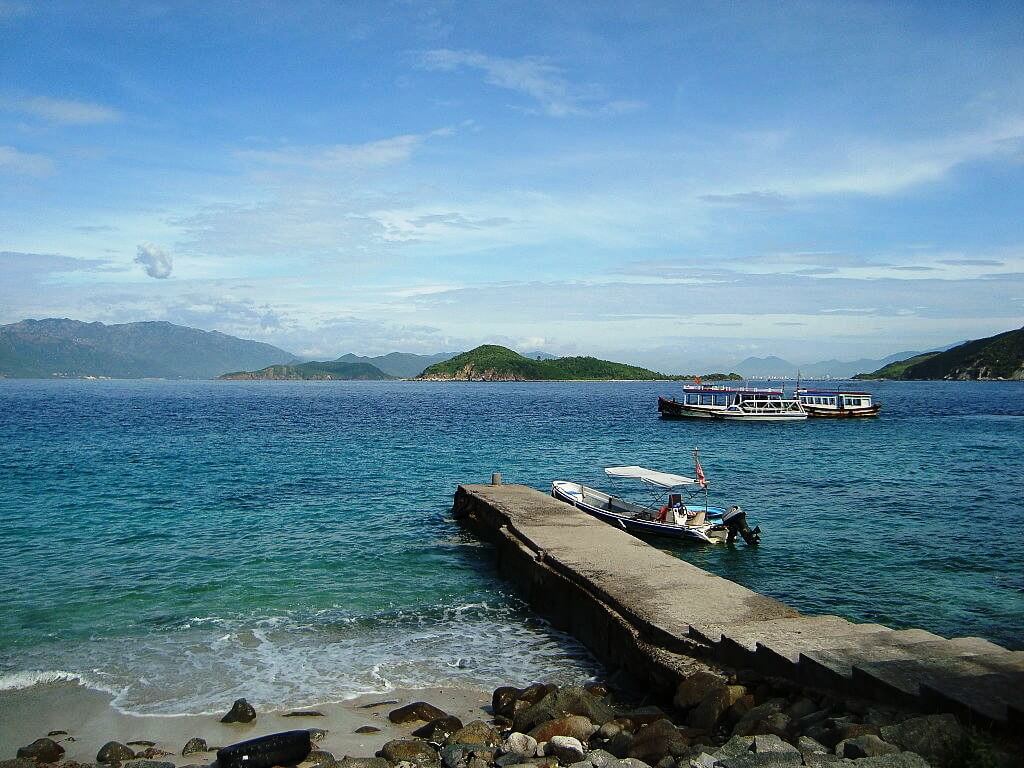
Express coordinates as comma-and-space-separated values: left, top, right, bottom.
686, 394, 699, 405
715, 394, 729, 406
700, 394, 715, 405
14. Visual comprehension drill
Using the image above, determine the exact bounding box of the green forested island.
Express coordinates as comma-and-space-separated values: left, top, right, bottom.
417, 344, 741, 381
220, 360, 394, 380
855, 326, 1024, 380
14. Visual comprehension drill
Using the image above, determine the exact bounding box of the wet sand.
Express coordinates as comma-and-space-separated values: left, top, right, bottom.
0, 682, 492, 763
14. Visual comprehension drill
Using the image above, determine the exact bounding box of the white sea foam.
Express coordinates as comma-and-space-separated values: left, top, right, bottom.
1, 601, 600, 717
0, 669, 120, 695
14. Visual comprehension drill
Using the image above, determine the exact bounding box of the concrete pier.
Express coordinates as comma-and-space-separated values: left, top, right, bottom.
453, 483, 1024, 728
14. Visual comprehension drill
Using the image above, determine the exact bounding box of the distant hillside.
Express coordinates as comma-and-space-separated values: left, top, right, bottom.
416, 344, 733, 381
799, 351, 922, 379
0, 318, 295, 379
853, 352, 940, 380
220, 360, 394, 381
734, 356, 797, 378
854, 327, 1024, 380
336, 351, 455, 378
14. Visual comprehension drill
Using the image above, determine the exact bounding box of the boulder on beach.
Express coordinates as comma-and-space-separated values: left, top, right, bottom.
837, 735, 900, 759
500, 732, 538, 758
338, 759, 391, 768
880, 714, 964, 766
16, 738, 65, 764
389, 702, 450, 724
413, 716, 464, 742
686, 685, 746, 731
627, 720, 690, 765
97, 742, 137, 765
221, 698, 258, 723
444, 721, 501, 749
377, 738, 439, 764
492, 687, 521, 718
307, 749, 337, 768
181, 738, 209, 756
528, 715, 598, 743
547, 736, 585, 764
513, 686, 614, 733
284, 710, 325, 717
356, 726, 382, 735
673, 671, 728, 711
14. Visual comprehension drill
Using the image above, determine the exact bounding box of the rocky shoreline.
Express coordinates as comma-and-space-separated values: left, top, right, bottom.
5, 670, 1019, 768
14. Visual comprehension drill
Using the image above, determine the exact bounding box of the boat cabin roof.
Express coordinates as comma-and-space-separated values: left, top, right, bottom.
604, 465, 698, 488
798, 390, 871, 396
682, 385, 782, 394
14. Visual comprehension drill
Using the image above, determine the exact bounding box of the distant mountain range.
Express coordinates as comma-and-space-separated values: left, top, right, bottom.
733, 348, 955, 379
0, 319, 294, 379
854, 326, 1024, 380
220, 360, 395, 381
7, 316, 1014, 382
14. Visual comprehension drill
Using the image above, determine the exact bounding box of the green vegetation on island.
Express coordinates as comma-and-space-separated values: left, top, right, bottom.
417, 344, 741, 381
219, 360, 394, 380
855, 326, 1024, 380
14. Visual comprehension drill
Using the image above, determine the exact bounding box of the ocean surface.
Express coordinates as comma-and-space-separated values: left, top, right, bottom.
1, 379, 1022, 715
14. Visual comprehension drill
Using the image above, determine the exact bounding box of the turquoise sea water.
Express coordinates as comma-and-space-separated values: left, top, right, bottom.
1, 380, 1022, 714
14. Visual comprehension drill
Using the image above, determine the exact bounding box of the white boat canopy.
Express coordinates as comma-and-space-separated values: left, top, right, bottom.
604, 466, 698, 488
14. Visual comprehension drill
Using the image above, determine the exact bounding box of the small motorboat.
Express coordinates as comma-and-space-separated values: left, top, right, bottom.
551, 451, 760, 545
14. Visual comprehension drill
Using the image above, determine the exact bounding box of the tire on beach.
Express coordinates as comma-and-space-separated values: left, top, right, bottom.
216, 730, 312, 768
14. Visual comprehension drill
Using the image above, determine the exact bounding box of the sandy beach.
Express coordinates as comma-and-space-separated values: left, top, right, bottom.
0, 682, 492, 763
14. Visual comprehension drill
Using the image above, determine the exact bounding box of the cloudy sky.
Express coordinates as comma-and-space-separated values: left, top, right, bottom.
1, 1, 1022, 371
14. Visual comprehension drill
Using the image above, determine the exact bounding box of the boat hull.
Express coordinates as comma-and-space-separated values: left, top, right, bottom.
718, 409, 807, 421
657, 396, 721, 419
803, 404, 881, 418
551, 481, 725, 543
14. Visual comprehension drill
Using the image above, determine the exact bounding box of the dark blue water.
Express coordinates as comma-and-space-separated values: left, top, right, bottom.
1, 380, 1021, 713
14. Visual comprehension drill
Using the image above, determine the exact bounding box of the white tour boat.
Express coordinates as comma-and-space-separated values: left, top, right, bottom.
658, 384, 807, 421
795, 388, 881, 418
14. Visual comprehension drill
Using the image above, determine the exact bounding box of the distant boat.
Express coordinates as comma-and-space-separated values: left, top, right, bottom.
551, 458, 760, 545
658, 383, 807, 421
796, 388, 881, 418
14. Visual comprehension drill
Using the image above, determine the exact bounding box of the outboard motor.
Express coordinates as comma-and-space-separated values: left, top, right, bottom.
723, 505, 761, 545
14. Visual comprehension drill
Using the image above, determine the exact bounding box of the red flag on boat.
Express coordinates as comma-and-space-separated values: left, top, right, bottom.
694, 449, 707, 488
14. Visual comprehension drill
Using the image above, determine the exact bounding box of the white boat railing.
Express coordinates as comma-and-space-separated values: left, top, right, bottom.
731, 397, 805, 414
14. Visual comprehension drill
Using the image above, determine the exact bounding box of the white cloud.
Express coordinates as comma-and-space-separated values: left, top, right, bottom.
419, 49, 644, 117
789, 118, 1024, 197
11, 96, 121, 125
134, 243, 173, 279
237, 127, 455, 170
0, 145, 53, 175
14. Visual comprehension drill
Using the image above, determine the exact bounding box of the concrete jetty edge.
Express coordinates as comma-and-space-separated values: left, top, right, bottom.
453, 482, 1024, 729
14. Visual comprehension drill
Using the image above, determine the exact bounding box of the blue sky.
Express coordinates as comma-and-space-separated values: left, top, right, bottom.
1, 1, 1022, 370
